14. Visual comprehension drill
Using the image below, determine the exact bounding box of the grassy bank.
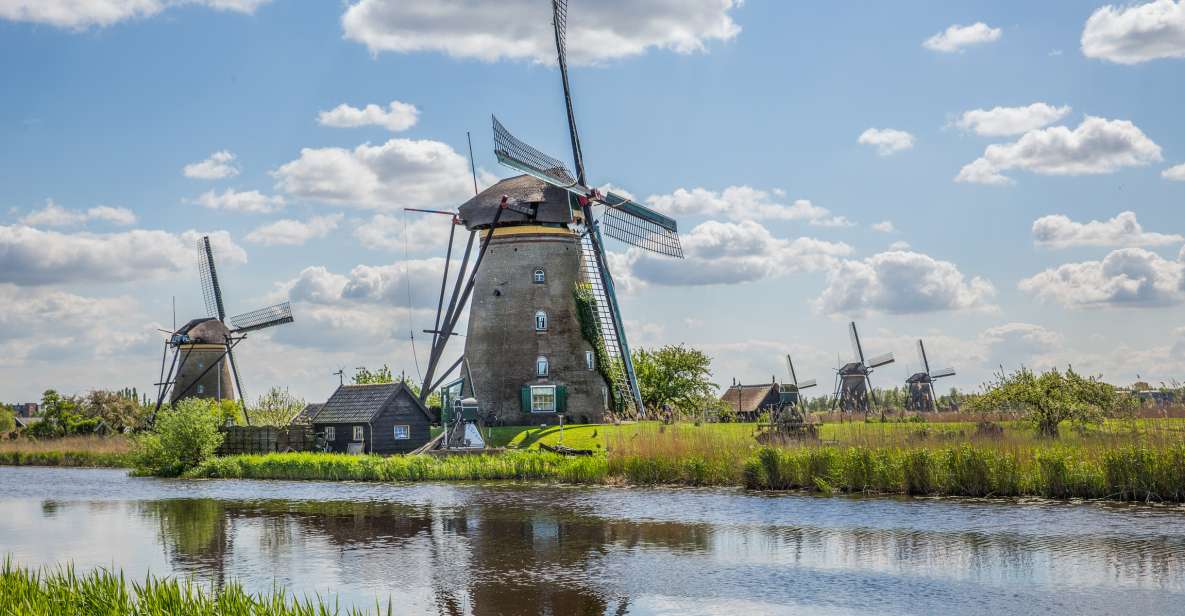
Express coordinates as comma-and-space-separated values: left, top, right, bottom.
0, 435, 131, 468
0, 558, 388, 615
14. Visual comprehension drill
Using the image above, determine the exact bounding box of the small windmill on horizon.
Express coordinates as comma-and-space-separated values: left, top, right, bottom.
905, 339, 955, 412
831, 321, 894, 413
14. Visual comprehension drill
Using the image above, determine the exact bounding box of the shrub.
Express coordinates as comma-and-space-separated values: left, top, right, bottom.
133, 399, 224, 477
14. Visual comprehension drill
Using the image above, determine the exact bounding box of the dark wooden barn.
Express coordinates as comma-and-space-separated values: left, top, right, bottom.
310, 383, 433, 455
719, 382, 782, 422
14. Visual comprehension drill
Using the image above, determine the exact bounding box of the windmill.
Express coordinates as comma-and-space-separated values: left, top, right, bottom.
153, 236, 294, 424
831, 322, 894, 413
779, 355, 817, 410
905, 339, 955, 412
416, 0, 682, 423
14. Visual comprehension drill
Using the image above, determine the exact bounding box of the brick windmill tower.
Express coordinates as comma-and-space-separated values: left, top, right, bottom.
417, 0, 683, 424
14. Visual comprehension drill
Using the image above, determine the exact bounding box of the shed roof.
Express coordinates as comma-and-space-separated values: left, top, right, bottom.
291, 403, 323, 424
458, 175, 574, 229
719, 383, 779, 414
313, 382, 431, 424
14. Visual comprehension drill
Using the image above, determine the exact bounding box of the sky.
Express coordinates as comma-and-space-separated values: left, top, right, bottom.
2, 0, 1185, 405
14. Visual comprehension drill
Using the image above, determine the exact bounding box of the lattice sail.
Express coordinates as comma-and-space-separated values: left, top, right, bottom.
196, 236, 225, 321
230, 302, 294, 333
492, 115, 578, 188
602, 199, 683, 258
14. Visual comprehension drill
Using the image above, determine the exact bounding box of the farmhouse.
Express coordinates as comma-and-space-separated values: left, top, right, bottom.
310, 383, 432, 454
720, 381, 781, 422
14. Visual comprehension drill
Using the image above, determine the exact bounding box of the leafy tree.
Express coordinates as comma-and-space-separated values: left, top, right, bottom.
82, 389, 149, 432
133, 398, 225, 476
632, 344, 717, 416
252, 387, 306, 426
0, 405, 14, 434
967, 366, 1128, 437
27, 390, 93, 438
353, 365, 393, 384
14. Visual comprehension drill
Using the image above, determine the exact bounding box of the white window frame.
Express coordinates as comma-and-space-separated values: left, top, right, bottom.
352, 425, 364, 441
393, 424, 410, 440
533, 268, 546, 284
536, 356, 549, 377
325, 426, 336, 441
195, 384, 204, 394
534, 311, 548, 331
585, 350, 595, 370
530, 385, 557, 413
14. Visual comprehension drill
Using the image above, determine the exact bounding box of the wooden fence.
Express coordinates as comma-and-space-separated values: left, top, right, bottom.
217, 425, 315, 456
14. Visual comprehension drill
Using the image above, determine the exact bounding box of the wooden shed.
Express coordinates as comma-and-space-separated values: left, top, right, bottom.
719, 382, 781, 422
310, 383, 433, 455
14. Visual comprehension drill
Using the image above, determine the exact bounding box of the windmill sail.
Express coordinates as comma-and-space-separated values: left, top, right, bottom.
197, 236, 226, 321
917, 339, 930, 374
930, 367, 956, 379
867, 352, 895, 369
601, 194, 684, 258
786, 355, 798, 387
848, 322, 864, 364
797, 378, 818, 389
493, 115, 579, 189
230, 302, 294, 333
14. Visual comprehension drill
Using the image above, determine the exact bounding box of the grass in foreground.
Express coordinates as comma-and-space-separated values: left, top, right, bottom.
0, 558, 387, 615
0, 435, 131, 468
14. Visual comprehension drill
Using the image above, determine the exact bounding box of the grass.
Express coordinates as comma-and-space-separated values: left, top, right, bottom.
0, 557, 390, 615
0, 435, 131, 468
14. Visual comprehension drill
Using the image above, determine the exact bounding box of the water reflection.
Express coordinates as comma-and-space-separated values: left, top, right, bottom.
1, 468, 1184, 615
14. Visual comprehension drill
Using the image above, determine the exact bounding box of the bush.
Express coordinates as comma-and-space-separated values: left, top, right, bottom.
133, 399, 224, 477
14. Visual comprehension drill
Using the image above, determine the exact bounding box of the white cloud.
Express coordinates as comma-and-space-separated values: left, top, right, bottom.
353, 213, 455, 253
953, 103, 1072, 137
19, 199, 135, 226
0, 225, 245, 286
955, 116, 1162, 184
192, 188, 285, 214
817, 250, 996, 315
1082, 0, 1185, 64
871, 221, 895, 233
0, 0, 270, 29
183, 150, 240, 180
1032, 211, 1183, 248
1163, 162, 1185, 180
923, 22, 1002, 53
245, 214, 343, 246
273, 138, 494, 210
340, 0, 741, 65
857, 128, 915, 156
644, 186, 853, 226
618, 219, 852, 287
317, 100, 420, 132
0, 284, 154, 367
1019, 248, 1185, 308
888, 240, 911, 251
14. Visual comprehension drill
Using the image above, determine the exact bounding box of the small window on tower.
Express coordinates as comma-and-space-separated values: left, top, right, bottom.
533, 269, 546, 284
536, 356, 549, 377
196, 384, 204, 394
535, 311, 548, 331
585, 350, 595, 370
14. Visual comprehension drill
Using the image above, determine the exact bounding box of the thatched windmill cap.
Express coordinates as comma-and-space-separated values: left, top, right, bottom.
458, 174, 574, 230
176, 317, 231, 344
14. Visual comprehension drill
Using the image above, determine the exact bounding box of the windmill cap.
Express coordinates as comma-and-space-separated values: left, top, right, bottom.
458, 175, 574, 230
174, 317, 230, 344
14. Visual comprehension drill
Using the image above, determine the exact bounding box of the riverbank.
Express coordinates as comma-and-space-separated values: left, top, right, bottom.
0, 558, 389, 615
0, 435, 130, 468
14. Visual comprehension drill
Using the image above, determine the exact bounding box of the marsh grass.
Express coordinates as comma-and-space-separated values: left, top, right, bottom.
0, 557, 389, 615
0, 435, 131, 467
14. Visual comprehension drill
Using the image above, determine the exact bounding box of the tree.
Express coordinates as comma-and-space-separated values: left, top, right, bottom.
967, 366, 1127, 437
82, 390, 149, 432
0, 405, 14, 434
632, 344, 717, 416
133, 398, 225, 477
252, 387, 306, 426
27, 390, 92, 438
353, 365, 393, 384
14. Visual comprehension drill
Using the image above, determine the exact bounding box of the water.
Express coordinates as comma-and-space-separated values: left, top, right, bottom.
2, 467, 1184, 615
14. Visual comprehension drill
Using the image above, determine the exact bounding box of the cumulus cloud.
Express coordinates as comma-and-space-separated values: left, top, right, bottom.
618, 220, 852, 287
923, 22, 1002, 53
642, 186, 852, 226
955, 116, 1162, 184
0, 225, 245, 286
353, 213, 455, 253
857, 128, 915, 156
1019, 248, 1185, 308
317, 100, 420, 132
19, 199, 135, 226
871, 221, 895, 233
817, 250, 996, 315
183, 150, 240, 180
272, 138, 489, 210
191, 188, 285, 214
1082, 0, 1185, 64
953, 103, 1072, 137
245, 214, 343, 246
0, 0, 270, 29
340, 0, 741, 65
888, 240, 911, 250
1163, 162, 1185, 180
0, 284, 154, 367
1032, 211, 1183, 248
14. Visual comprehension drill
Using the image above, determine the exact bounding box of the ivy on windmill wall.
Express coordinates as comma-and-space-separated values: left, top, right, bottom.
573, 283, 625, 412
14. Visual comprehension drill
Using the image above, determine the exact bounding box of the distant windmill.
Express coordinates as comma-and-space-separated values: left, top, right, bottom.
153, 236, 294, 423
831, 322, 894, 413
905, 339, 955, 412
779, 355, 817, 410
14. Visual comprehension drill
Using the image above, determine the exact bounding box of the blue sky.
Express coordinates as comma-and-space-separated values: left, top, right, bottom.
3, 0, 1185, 404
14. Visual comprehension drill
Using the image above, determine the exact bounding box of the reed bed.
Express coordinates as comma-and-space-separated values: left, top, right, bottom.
0, 435, 132, 467
0, 558, 388, 615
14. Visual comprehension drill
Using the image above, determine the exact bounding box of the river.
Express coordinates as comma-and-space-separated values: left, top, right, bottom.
1, 467, 1183, 614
